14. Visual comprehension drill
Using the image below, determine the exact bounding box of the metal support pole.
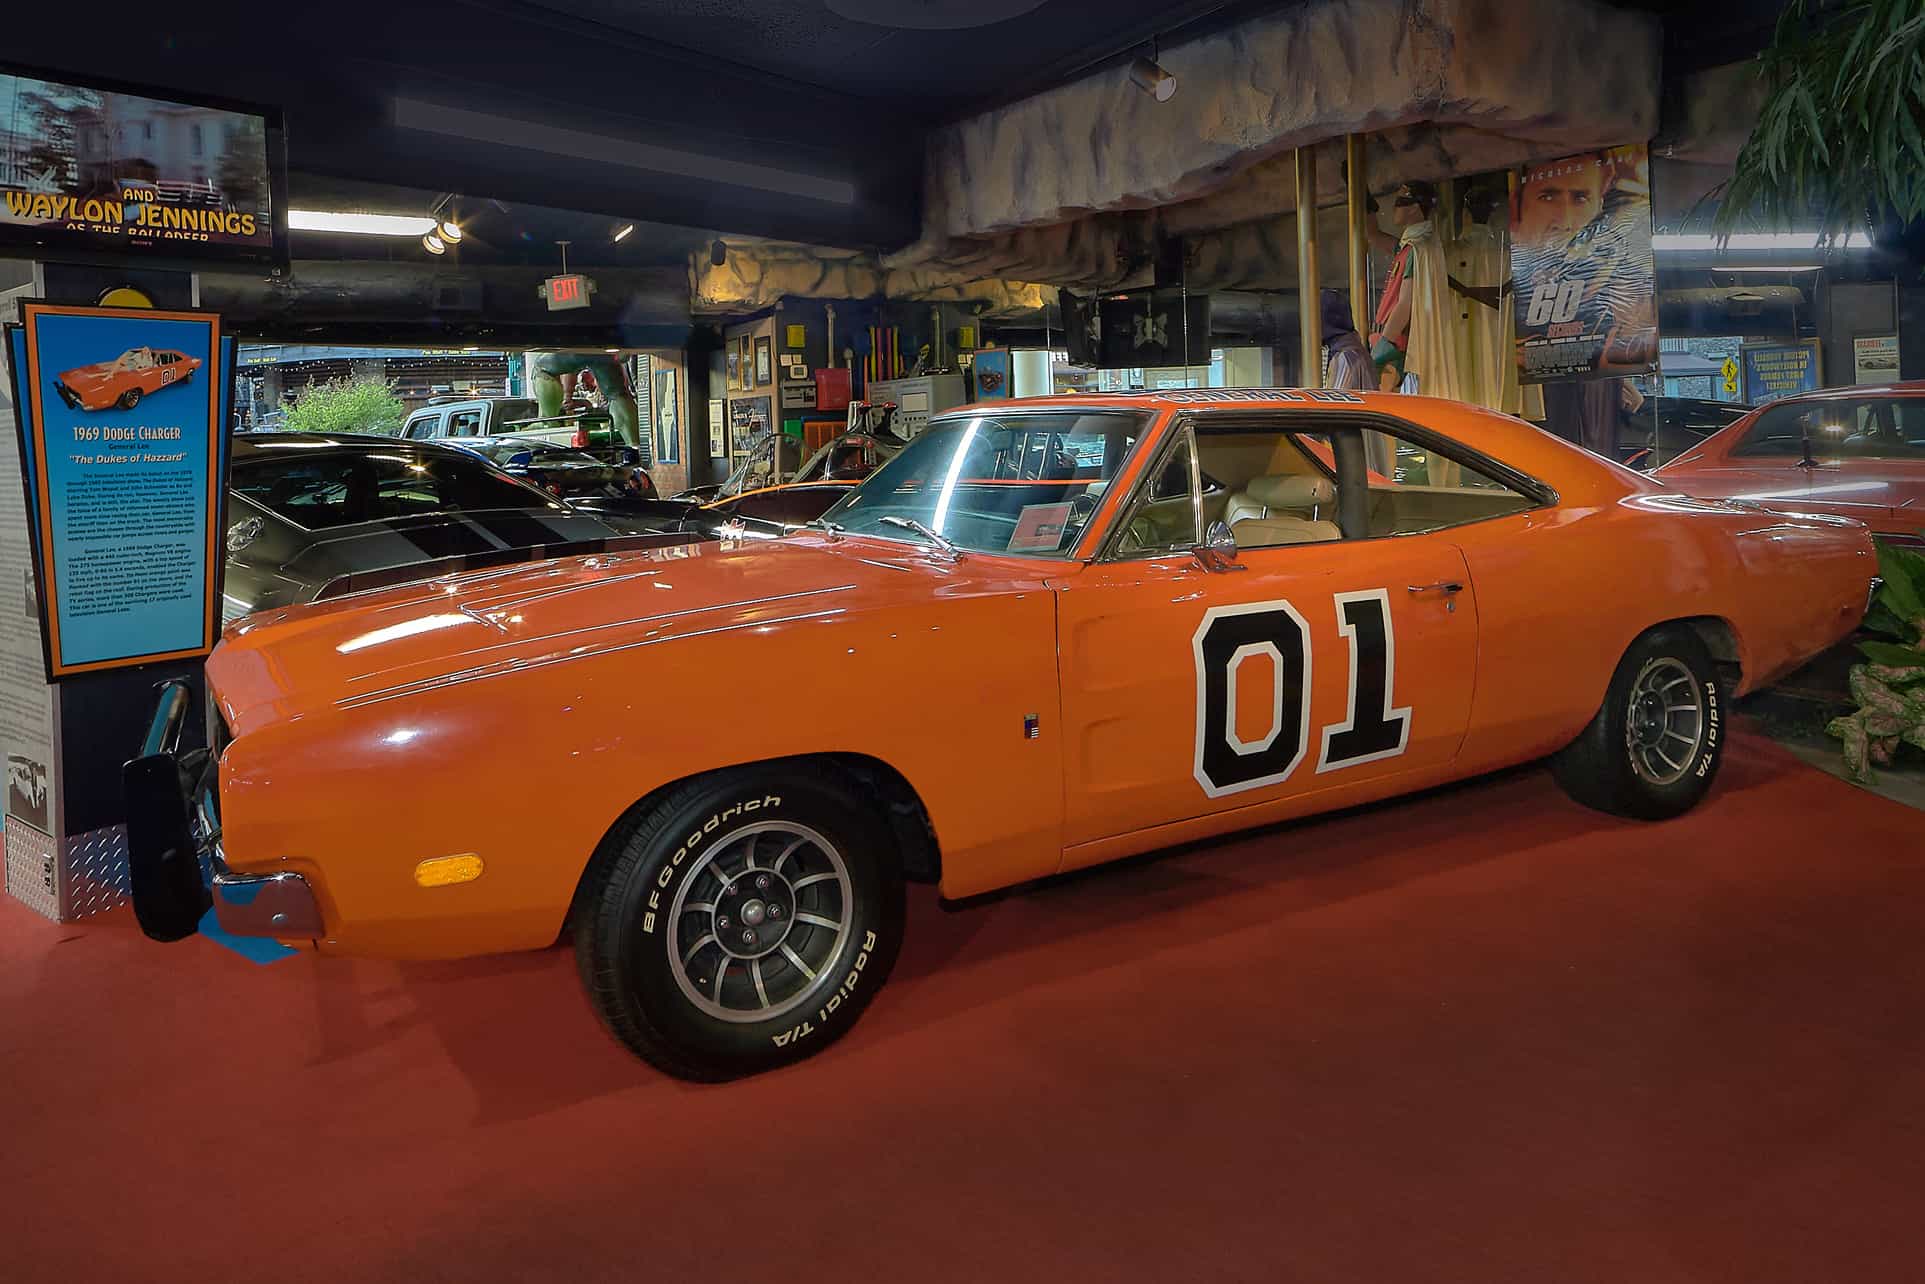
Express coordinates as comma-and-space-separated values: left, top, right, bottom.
1345, 134, 1370, 335
1295, 146, 1321, 387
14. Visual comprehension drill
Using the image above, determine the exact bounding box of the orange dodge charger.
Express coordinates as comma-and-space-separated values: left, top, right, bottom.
53, 346, 202, 412
127, 390, 1874, 1079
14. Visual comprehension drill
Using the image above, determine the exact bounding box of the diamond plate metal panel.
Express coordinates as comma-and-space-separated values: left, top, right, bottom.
4, 817, 59, 921
59, 824, 130, 921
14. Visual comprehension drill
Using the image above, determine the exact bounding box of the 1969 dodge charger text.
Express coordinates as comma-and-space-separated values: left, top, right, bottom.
127, 390, 1875, 1079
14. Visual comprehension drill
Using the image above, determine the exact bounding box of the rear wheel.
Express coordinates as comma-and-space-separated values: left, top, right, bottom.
573, 764, 904, 1080
118, 388, 142, 410
1552, 625, 1724, 820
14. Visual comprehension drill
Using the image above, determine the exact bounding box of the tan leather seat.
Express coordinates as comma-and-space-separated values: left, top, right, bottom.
1225, 474, 1340, 548
1225, 474, 1334, 524
1233, 515, 1341, 547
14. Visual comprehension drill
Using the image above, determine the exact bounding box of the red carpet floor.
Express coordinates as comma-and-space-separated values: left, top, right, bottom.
4, 727, 1924, 1283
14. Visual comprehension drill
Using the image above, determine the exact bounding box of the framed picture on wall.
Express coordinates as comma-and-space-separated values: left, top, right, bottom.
755, 336, 773, 386
725, 347, 741, 391
653, 365, 680, 464
739, 336, 754, 386
707, 399, 725, 457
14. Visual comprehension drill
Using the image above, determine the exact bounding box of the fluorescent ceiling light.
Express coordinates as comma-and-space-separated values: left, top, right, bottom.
612, 223, 634, 243
289, 210, 439, 236
1653, 232, 1870, 252
394, 98, 858, 205
1714, 264, 1823, 272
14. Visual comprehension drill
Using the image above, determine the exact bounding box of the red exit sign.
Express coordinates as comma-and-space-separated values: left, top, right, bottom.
542, 273, 593, 311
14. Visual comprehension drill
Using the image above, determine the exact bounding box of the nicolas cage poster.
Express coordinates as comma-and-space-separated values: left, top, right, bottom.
1511, 144, 1659, 384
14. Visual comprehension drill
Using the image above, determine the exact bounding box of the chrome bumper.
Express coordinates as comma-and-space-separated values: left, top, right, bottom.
125, 681, 323, 943
210, 868, 324, 938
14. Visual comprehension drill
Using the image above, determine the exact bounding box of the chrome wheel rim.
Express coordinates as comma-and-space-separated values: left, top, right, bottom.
1624, 657, 1705, 787
665, 821, 852, 1024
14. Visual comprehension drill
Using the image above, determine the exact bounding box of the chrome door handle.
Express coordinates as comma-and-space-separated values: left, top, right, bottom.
1407, 581, 1464, 595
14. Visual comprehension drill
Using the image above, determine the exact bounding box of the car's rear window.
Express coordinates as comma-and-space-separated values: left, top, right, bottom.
1734, 396, 1925, 459
232, 449, 555, 530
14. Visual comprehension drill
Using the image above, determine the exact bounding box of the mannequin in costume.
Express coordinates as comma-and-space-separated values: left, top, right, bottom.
1449, 183, 1519, 414
531, 351, 640, 446
1367, 182, 1466, 405
1320, 289, 1375, 391
1366, 182, 1427, 390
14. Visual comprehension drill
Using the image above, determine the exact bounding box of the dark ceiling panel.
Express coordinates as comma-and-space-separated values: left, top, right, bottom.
507, 0, 1252, 114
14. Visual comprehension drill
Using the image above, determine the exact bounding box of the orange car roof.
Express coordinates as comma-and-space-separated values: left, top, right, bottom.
927, 388, 1644, 505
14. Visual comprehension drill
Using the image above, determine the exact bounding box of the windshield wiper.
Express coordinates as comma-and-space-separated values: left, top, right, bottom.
806, 516, 846, 532
876, 515, 963, 558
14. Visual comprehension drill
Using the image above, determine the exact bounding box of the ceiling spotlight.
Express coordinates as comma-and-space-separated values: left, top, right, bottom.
711, 238, 728, 267
422, 231, 447, 255
439, 219, 463, 243
1128, 56, 1176, 102
613, 223, 634, 243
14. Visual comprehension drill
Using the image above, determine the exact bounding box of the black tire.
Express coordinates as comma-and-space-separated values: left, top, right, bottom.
118, 388, 141, 410
1552, 624, 1725, 820
573, 763, 905, 1080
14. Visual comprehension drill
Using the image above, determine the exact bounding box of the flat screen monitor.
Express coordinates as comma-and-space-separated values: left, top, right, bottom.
0, 62, 288, 267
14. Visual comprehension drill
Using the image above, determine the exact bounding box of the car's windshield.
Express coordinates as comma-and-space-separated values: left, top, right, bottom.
466, 439, 600, 466
232, 448, 561, 530
819, 410, 1148, 557
1733, 396, 1925, 460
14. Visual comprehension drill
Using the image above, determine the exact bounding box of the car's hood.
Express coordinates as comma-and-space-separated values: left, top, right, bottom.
209, 532, 970, 734
56, 363, 116, 388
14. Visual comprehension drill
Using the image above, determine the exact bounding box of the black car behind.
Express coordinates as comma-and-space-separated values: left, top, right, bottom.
222, 434, 694, 619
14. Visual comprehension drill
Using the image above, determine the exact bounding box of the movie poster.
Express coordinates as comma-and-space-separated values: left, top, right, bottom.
1511, 144, 1658, 383
0, 70, 281, 263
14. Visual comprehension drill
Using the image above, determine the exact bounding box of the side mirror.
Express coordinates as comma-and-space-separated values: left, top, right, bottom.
1194, 520, 1246, 573
617, 446, 642, 467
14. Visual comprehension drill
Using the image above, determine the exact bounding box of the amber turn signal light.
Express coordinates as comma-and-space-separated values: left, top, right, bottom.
414, 854, 484, 888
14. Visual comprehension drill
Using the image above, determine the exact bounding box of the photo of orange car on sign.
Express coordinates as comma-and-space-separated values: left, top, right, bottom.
52, 345, 202, 412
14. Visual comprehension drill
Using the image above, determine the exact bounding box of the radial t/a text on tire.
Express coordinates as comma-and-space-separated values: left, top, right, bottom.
1552, 624, 1724, 820
573, 764, 905, 1080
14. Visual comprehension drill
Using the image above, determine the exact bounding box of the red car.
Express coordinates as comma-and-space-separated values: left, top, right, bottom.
1655, 383, 1925, 548
53, 346, 202, 412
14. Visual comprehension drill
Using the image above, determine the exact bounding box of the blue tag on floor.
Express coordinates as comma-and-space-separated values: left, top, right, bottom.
197, 907, 298, 965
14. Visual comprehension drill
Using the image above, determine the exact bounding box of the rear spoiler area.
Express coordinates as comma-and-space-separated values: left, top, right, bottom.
311, 530, 700, 603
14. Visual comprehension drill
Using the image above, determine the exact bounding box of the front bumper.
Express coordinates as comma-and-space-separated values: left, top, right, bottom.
124, 681, 324, 943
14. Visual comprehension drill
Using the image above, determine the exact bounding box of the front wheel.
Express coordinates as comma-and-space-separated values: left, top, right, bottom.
573, 764, 904, 1080
118, 388, 142, 410
1551, 625, 1725, 820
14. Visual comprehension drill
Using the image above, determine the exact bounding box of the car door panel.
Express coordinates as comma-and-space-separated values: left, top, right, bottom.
1049, 537, 1477, 855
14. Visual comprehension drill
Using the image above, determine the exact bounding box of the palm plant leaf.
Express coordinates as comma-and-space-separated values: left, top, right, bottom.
1718, 0, 1925, 235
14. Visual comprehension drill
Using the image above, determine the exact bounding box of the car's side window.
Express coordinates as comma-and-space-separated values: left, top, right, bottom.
1114, 432, 1201, 556
446, 409, 483, 437
404, 413, 440, 440
1343, 427, 1536, 537
1184, 419, 1535, 551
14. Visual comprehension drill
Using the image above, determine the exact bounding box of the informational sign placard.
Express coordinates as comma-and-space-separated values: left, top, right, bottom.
1511, 144, 1659, 383
6, 303, 229, 680
1742, 341, 1822, 406
0, 65, 286, 265
1853, 334, 1899, 385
